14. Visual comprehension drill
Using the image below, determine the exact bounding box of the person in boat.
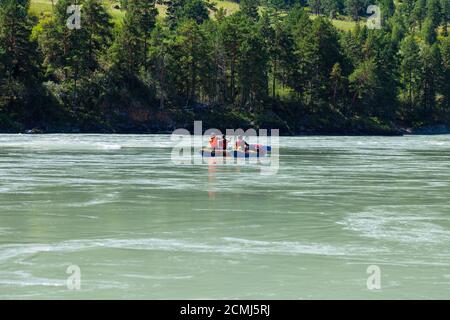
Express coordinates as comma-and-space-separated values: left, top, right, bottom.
209, 133, 218, 151
220, 134, 228, 156
220, 134, 228, 150
235, 135, 249, 152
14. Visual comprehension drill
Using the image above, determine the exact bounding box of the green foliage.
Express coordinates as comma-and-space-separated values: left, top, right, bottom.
164, 0, 212, 28
423, 17, 438, 44
379, 0, 395, 19
3, 0, 450, 134
440, 36, 450, 107
399, 35, 421, 112
418, 43, 443, 116
413, 0, 427, 29
240, 0, 259, 21
344, 0, 367, 20
110, 0, 157, 72
427, 0, 442, 27
349, 59, 380, 114
0, 0, 48, 127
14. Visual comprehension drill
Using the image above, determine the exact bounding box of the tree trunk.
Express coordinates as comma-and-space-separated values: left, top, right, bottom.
272, 59, 277, 100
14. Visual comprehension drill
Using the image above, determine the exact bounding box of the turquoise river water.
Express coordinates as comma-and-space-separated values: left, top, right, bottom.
0, 134, 449, 299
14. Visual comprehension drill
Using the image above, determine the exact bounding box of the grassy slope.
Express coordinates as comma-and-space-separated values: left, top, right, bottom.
29, 0, 357, 31
29, 1, 238, 19
29, 0, 52, 15
309, 14, 357, 32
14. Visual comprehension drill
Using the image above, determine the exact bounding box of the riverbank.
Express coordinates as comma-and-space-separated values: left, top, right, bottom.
2, 103, 450, 136
4, 124, 450, 136
7, 128, 450, 136
3, 117, 450, 136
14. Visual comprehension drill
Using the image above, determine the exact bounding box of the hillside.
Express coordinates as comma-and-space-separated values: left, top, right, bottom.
2, 0, 449, 135
29, 0, 357, 31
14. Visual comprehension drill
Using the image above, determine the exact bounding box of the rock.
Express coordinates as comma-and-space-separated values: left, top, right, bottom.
25, 128, 44, 134
399, 128, 413, 135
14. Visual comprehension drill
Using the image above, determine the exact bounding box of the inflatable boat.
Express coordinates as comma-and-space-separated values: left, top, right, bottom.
200, 148, 268, 158
249, 144, 272, 152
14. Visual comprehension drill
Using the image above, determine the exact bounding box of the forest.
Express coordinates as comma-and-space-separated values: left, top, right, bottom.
1, 0, 450, 134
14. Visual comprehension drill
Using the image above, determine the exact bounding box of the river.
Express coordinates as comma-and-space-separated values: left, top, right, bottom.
0, 134, 449, 299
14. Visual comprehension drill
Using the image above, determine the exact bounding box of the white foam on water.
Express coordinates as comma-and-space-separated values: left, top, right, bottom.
0, 227, 14, 235
0, 237, 385, 270
76, 215, 99, 219
0, 242, 96, 264
220, 237, 384, 256
427, 181, 449, 187
0, 271, 65, 287
67, 193, 119, 208
0, 271, 130, 294
96, 143, 122, 150
123, 274, 193, 280
340, 206, 450, 244
0, 134, 176, 151
0, 140, 122, 151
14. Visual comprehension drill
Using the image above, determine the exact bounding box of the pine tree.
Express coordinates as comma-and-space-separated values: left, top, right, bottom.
164, 0, 212, 28
348, 59, 379, 114
82, 0, 113, 71
362, 30, 399, 117
0, 0, 36, 83
219, 13, 245, 103
329, 62, 347, 109
240, 0, 259, 21
267, 0, 286, 10
413, 0, 427, 29
440, 36, 450, 108
308, 0, 323, 15
34, 0, 115, 114
172, 19, 212, 106
442, 0, 450, 35
35, 0, 83, 81
307, 17, 344, 107
344, 0, 366, 21
423, 17, 438, 44
427, 0, 442, 27
419, 44, 443, 116
111, 0, 158, 72
283, 5, 313, 97
323, 0, 340, 18
180, 0, 210, 24
236, 19, 269, 110
165, 0, 185, 28
400, 35, 421, 111
0, 0, 39, 117
148, 23, 172, 110
380, 0, 395, 19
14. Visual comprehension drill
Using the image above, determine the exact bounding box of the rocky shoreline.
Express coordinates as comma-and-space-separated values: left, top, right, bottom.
12, 124, 450, 136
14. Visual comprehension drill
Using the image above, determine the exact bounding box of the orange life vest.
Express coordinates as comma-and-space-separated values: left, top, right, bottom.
235, 139, 245, 150
210, 137, 217, 148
